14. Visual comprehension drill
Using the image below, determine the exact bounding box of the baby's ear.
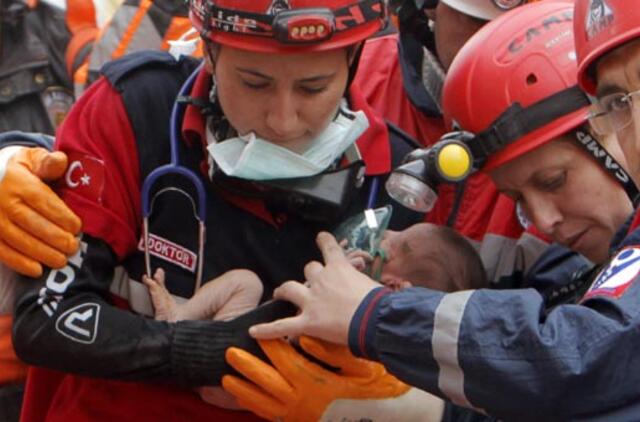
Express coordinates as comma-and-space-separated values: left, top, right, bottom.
379, 275, 407, 292
399, 281, 413, 289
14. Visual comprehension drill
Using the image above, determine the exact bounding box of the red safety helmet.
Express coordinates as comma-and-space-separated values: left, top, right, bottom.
442, 0, 589, 171
574, 0, 640, 95
188, 0, 387, 53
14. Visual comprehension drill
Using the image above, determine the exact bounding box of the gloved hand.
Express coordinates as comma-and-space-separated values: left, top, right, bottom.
223, 336, 443, 422
0, 146, 81, 277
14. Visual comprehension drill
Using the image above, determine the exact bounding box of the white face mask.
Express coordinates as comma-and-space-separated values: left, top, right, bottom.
206, 102, 369, 181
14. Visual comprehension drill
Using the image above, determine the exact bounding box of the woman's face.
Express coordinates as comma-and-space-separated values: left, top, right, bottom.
490, 134, 632, 264
208, 45, 350, 153
595, 39, 640, 183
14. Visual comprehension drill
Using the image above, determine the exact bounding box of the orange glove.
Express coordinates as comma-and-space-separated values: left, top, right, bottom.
223, 336, 442, 422
0, 147, 81, 277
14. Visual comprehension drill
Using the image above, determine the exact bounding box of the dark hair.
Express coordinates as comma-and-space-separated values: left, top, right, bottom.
432, 225, 487, 291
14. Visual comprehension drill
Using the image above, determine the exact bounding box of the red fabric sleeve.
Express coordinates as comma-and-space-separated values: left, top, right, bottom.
55, 78, 141, 260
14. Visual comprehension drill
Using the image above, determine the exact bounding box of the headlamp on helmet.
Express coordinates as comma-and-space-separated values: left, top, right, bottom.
386, 136, 473, 212
189, 0, 387, 53
387, 86, 592, 213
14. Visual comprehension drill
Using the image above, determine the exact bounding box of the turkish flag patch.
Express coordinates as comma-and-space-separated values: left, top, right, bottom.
60, 152, 106, 204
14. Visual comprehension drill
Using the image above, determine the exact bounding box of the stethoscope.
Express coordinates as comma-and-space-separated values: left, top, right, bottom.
141, 63, 207, 292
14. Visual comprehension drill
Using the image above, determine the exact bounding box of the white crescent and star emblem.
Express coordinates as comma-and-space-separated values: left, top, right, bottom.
65, 160, 92, 188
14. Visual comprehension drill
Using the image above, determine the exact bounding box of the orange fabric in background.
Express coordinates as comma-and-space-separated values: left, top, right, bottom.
0, 315, 27, 384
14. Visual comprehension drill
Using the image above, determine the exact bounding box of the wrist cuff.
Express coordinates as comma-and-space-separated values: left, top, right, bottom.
171, 320, 235, 386
348, 287, 392, 361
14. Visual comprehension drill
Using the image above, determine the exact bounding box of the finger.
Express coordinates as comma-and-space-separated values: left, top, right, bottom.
350, 257, 366, 271
154, 268, 166, 286
259, 338, 332, 384
299, 336, 374, 378
348, 250, 374, 262
10, 204, 79, 255
2, 221, 67, 269
303, 260, 324, 281
222, 375, 285, 421
7, 171, 82, 234
316, 232, 349, 264
31, 150, 69, 181
249, 315, 305, 340
14, 177, 82, 234
0, 240, 42, 277
272, 281, 309, 308
225, 347, 295, 401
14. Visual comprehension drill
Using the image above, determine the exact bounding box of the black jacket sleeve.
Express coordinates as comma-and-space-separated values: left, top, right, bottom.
12, 233, 294, 386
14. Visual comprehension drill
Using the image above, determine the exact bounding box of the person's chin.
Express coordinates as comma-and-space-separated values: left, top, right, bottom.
573, 231, 608, 264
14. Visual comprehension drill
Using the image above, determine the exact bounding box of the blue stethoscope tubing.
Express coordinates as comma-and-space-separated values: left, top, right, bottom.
141, 62, 207, 292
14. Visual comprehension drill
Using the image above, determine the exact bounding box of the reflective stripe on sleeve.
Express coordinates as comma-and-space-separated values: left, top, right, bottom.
432, 290, 474, 408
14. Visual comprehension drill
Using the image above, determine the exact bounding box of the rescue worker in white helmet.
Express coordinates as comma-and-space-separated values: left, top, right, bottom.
0, 0, 458, 421
244, 3, 640, 420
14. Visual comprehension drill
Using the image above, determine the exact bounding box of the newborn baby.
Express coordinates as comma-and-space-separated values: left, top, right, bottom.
346, 223, 487, 292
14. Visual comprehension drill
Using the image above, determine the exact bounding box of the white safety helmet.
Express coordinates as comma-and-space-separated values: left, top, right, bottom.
440, 0, 539, 21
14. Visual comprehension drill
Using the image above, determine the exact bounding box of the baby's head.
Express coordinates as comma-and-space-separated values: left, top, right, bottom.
379, 223, 487, 292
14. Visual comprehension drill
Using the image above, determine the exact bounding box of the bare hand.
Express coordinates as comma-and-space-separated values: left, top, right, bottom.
249, 232, 381, 345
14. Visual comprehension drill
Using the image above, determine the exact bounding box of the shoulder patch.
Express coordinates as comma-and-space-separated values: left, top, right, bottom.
60, 152, 106, 204
582, 247, 640, 301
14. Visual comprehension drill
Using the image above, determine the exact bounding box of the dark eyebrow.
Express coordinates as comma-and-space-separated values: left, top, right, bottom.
296, 73, 336, 83
236, 67, 336, 83
596, 82, 625, 98
236, 68, 273, 80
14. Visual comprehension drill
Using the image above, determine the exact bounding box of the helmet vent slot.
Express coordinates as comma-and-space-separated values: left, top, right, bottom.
526, 73, 538, 85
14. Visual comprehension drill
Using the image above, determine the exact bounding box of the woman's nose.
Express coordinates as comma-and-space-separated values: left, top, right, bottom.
526, 195, 563, 236
265, 91, 301, 138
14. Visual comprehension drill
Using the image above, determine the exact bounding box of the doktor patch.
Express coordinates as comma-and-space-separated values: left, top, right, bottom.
582, 247, 640, 301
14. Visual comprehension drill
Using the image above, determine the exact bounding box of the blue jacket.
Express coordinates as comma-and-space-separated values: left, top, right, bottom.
349, 210, 640, 421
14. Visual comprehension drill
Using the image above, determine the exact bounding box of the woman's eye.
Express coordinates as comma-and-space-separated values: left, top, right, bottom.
605, 94, 630, 112
538, 172, 566, 191
300, 85, 328, 94
242, 80, 269, 90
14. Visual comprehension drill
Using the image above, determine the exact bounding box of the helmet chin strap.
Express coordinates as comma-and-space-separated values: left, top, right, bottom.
464, 86, 591, 166
346, 42, 365, 92
573, 130, 640, 207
